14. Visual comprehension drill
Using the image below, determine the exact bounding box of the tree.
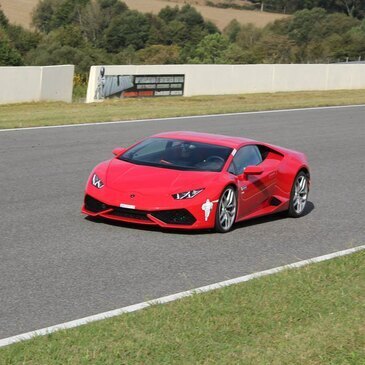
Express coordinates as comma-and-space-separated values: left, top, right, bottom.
224, 19, 241, 43
103, 10, 151, 52
113, 45, 137, 65
6, 25, 41, 55
336, 0, 365, 18
316, 12, 359, 38
286, 8, 328, 45
253, 33, 297, 63
79, 0, 128, 44
160, 4, 219, 48
177, 4, 205, 27
54, 25, 85, 47
234, 24, 263, 50
26, 40, 112, 73
51, 0, 89, 28
99, 0, 127, 12
223, 43, 258, 63
158, 5, 179, 23
146, 14, 169, 46
0, 30, 24, 66
1, 7, 38, 61
32, 0, 61, 33
251, 0, 365, 18
0, 6, 9, 28
137, 45, 180, 64
32, 0, 92, 33
188, 33, 230, 63
97, 0, 127, 22
343, 28, 365, 59
79, 0, 103, 42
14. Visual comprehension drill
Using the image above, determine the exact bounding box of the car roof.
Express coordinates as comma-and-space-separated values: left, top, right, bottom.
152, 131, 257, 149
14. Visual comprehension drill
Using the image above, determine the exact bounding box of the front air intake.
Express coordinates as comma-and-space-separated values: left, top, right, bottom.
151, 209, 196, 225
84, 195, 108, 213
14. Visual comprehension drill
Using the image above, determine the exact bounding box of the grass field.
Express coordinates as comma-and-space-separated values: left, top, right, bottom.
1, 250, 363, 364
0, 0, 35, 28
0, 0, 287, 29
0, 89, 365, 130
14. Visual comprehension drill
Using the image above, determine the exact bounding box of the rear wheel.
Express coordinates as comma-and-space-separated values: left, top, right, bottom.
215, 186, 237, 233
288, 171, 309, 217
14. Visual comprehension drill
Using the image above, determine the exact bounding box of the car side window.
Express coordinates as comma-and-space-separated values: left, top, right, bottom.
132, 139, 168, 158
229, 145, 263, 175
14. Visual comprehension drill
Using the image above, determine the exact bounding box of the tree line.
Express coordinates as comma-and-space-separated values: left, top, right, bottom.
252, 1, 365, 17
209, 0, 365, 18
1, 0, 365, 73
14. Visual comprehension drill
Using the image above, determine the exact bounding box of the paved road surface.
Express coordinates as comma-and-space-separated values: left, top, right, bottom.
1, 106, 364, 339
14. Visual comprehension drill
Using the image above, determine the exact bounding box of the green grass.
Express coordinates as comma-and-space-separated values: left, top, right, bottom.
1, 250, 364, 365
1, 89, 365, 129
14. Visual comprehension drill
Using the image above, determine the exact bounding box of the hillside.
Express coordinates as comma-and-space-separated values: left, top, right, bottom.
123, 0, 288, 29
0, 0, 288, 30
1, 1, 364, 77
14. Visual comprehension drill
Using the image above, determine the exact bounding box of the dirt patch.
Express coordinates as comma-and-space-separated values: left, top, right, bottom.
0, 0, 36, 28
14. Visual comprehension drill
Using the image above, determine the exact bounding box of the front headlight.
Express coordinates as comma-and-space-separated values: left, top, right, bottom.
172, 188, 204, 200
91, 173, 104, 189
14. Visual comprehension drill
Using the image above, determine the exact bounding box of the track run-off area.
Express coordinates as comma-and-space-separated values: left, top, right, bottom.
0, 105, 364, 340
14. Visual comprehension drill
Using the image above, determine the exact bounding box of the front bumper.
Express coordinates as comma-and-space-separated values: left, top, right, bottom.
81, 194, 214, 230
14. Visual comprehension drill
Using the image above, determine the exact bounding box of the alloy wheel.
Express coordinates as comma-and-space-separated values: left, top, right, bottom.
293, 175, 308, 214
218, 187, 237, 231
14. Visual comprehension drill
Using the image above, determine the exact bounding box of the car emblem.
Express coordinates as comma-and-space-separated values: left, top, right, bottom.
130, 194, 135, 198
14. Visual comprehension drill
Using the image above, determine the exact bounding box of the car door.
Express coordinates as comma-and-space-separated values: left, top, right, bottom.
229, 145, 276, 218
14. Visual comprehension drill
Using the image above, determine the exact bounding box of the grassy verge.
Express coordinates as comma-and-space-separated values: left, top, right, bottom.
72, 84, 87, 103
1, 250, 364, 364
0, 89, 364, 130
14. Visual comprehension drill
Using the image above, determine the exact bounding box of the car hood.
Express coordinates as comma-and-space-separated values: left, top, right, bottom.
105, 158, 218, 195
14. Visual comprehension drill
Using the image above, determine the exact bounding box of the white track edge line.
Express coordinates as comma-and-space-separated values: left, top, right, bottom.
1, 104, 364, 132
0, 244, 364, 348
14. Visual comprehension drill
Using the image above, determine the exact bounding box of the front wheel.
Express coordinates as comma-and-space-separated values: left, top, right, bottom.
288, 171, 309, 217
215, 186, 237, 233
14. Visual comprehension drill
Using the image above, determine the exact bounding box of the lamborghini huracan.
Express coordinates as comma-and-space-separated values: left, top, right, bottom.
82, 131, 310, 232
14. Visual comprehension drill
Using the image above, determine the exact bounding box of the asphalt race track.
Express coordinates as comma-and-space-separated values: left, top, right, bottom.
1, 106, 364, 339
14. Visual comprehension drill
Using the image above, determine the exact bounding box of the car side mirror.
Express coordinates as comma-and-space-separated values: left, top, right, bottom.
244, 165, 263, 176
237, 165, 264, 180
112, 147, 126, 156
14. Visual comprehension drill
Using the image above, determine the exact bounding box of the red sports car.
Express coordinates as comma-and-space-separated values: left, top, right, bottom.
82, 131, 310, 232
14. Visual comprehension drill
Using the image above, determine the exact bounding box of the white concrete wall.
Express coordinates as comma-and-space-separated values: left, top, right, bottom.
86, 64, 365, 103
0, 65, 74, 104
39, 65, 75, 102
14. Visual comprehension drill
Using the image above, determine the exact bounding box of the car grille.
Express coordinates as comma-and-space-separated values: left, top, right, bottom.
85, 195, 196, 225
111, 207, 150, 221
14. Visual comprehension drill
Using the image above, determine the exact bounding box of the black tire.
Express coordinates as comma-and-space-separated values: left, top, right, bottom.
288, 171, 309, 218
215, 186, 237, 233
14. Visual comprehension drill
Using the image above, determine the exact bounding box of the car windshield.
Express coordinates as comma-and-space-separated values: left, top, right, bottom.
119, 138, 232, 172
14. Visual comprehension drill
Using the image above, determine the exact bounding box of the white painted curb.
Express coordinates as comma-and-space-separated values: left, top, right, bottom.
0, 244, 364, 348
0, 104, 364, 132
